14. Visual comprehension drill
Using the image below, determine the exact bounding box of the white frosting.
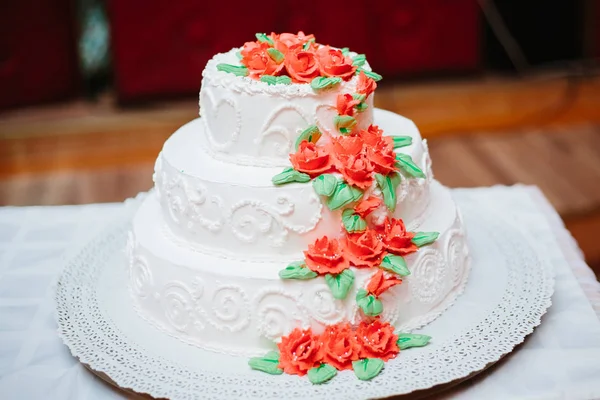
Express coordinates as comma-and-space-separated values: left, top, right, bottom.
129, 181, 470, 356
199, 49, 375, 167
153, 109, 431, 261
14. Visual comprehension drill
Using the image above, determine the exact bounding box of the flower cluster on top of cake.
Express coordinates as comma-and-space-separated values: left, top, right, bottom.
215, 32, 382, 89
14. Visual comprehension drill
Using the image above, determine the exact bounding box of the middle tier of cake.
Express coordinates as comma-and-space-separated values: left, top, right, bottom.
153, 108, 433, 261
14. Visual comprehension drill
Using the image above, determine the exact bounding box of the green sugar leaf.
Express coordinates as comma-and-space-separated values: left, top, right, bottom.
396, 333, 432, 350
334, 115, 357, 134
411, 232, 440, 247
341, 47, 350, 56
374, 172, 401, 212
311, 76, 342, 91
235, 51, 243, 60
272, 167, 311, 185
352, 358, 385, 381
392, 136, 413, 148
342, 209, 367, 232
380, 254, 410, 276
312, 174, 338, 197
255, 33, 274, 45
267, 48, 284, 64
308, 363, 337, 384
260, 75, 278, 85
303, 38, 316, 50
248, 351, 283, 375
279, 261, 318, 280
276, 76, 292, 85
216, 63, 249, 77
395, 153, 426, 179
355, 102, 368, 112
361, 69, 383, 81
325, 269, 355, 300
352, 54, 367, 68
326, 181, 363, 210
356, 289, 383, 316
295, 125, 322, 150
352, 93, 366, 102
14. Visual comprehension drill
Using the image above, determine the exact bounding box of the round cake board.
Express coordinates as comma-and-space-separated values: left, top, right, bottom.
55, 199, 554, 400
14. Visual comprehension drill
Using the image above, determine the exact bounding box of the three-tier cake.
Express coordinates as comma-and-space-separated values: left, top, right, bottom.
127, 32, 470, 383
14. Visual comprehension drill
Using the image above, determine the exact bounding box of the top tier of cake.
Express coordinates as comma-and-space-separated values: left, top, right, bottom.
199, 49, 374, 167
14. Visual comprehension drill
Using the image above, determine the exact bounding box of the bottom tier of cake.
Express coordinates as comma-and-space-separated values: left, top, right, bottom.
127, 181, 470, 356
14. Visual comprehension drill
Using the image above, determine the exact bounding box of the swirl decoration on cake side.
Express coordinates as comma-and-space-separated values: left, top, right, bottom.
255, 288, 309, 341
200, 87, 242, 151
445, 226, 470, 288
228, 194, 321, 247
255, 104, 312, 159
182, 180, 225, 233
205, 285, 251, 332
161, 282, 196, 332
408, 248, 447, 305
304, 283, 346, 326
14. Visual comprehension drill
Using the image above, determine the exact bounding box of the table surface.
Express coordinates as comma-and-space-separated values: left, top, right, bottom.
1, 186, 600, 400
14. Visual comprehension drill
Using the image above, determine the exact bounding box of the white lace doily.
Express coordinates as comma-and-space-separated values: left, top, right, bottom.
54, 196, 554, 400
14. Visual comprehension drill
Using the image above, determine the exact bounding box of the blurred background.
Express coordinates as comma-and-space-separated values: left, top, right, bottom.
0, 0, 599, 276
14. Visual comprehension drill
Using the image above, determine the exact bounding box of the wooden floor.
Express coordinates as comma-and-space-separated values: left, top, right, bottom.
1, 73, 599, 276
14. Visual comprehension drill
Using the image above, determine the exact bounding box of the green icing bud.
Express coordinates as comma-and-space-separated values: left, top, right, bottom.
294, 125, 321, 150
334, 115, 357, 134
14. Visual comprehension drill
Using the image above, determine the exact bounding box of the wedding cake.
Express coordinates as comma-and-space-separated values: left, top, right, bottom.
127, 32, 470, 383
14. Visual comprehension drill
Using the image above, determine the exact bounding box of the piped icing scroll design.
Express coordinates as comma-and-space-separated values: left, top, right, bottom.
254, 288, 310, 341
200, 87, 242, 151
127, 232, 153, 299
304, 283, 346, 326
255, 104, 312, 159
160, 281, 196, 332
228, 194, 322, 247
205, 284, 251, 332
182, 180, 225, 233
444, 225, 470, 288
407, 248, 447, 305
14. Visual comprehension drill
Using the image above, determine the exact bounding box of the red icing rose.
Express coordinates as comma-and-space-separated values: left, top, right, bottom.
354, 196, 383, 218
331, 135, 363, 157
344, 229, 385, 268
336, 93, 361, 116
367, 269, 403, 297
356, 319, 399, 361
356, 71, 377, 97
277, 328, 321, 376
377, 217, 418, 256
318, 323, 361, 370
316, 46, 356, 80
271, 31, 315, 54
335, 154, 374, 189
304, 236, 349, 275
366, 137, 397, 175
289, 140, 333, 177
359, 125, 386, 146
284, 47, 320, 83
240, 41, 284, 79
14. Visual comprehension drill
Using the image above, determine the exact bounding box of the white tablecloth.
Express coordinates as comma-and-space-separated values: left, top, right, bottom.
1, 186, 599, 400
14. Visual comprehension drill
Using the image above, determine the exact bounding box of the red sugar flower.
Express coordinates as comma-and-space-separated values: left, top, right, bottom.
366, 137, 397, 175
336, 93, 361, 116
316, 46, 356, 80
240, 41, 284, 79
356, 71, 377, 97
355, 319, 399, 361
277, 328, 321, 376
304, 236, 349, 275
344, 229, 386, 268
377, 217, 418, 256
284, 47, 320, 83
354, 196, 383, 218
318, 323, 361, 370
289, 141, 333, 177
366, 269, 403, 297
